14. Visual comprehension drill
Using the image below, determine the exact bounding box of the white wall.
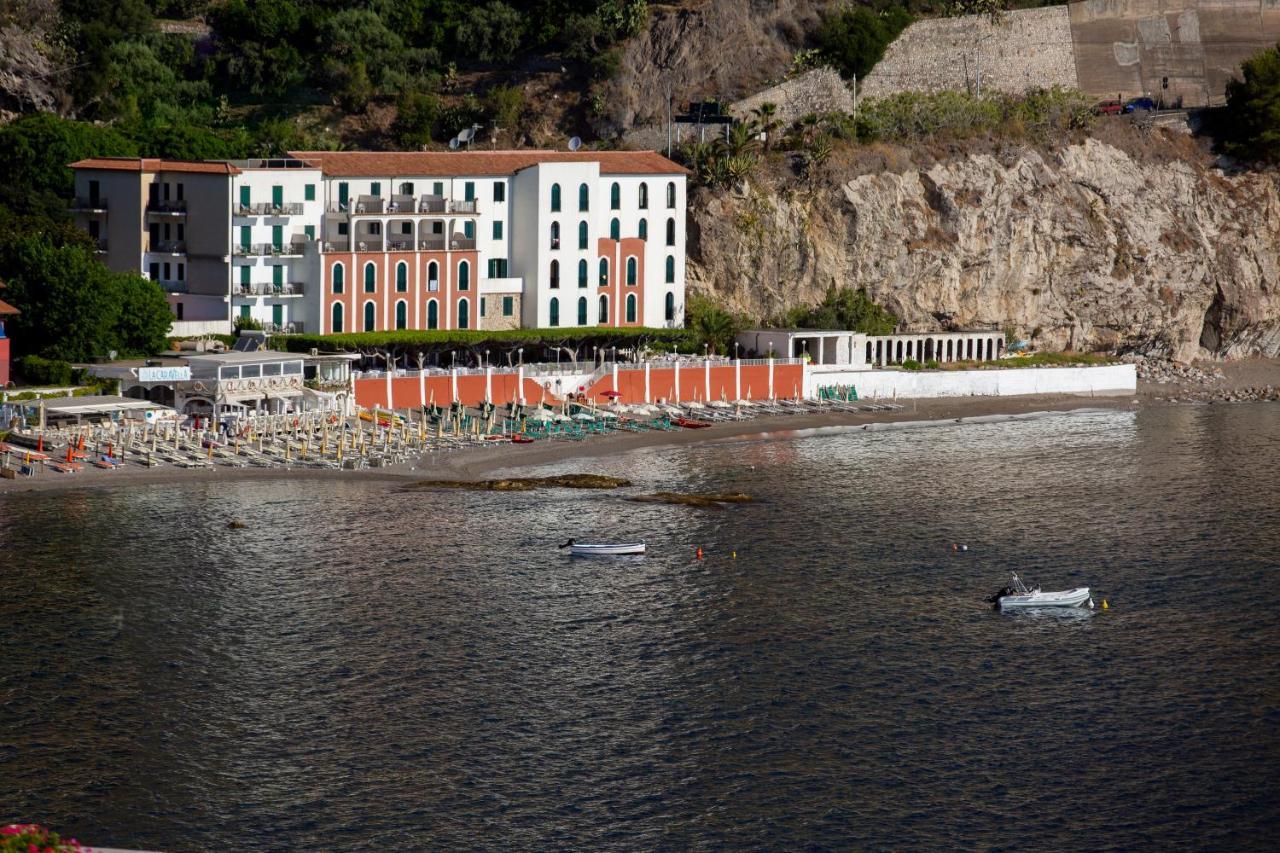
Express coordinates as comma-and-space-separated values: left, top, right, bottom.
805, 364, 1137, 399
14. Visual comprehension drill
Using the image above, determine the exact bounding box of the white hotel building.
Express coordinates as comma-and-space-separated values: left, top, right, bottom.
70, 150, 689, 336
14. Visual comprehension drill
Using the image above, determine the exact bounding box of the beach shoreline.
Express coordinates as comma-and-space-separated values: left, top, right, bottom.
5, 353, 1278, 497
0, 392, 1139, 496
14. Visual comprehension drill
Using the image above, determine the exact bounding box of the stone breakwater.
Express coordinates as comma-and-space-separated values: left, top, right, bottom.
1127, 354, 1280, 403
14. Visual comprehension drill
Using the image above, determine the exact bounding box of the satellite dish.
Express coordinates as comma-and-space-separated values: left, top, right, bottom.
448, 137, 460, 150
568, 136, 582, 151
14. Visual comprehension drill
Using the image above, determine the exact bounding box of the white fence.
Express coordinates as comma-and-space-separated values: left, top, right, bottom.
807, 364, 1137, 399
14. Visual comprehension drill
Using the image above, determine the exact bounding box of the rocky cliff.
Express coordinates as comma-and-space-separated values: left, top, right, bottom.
687, 137, 1280, 360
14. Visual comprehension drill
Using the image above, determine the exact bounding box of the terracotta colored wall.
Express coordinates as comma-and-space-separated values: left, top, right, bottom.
0, 335, 9, 387
354, 374, 557, 409
582, 364, 805, 403
323, 250, 476, 333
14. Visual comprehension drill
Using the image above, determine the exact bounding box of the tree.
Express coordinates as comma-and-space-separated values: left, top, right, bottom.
1224, 43, 1280, 164
395, 91, 442, 148
456, 1, 525, 63
686, 294, 742, 355
0, 114, 136, 220
781, 287, 897, 335
816, 6, 914, 81
484, 84, 526, 135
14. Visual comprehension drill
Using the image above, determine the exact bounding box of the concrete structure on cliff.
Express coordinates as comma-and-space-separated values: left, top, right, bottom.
69, 150, 689, 337
862, 0, 1280, 108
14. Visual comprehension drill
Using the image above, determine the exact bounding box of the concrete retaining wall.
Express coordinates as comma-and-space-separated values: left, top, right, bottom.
807, 364, 1137, 399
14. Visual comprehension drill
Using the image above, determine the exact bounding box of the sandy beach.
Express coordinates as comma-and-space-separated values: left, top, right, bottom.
3, 358, 1275, 497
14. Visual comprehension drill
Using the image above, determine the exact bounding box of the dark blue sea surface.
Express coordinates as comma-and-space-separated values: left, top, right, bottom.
2, 405, 1278, 850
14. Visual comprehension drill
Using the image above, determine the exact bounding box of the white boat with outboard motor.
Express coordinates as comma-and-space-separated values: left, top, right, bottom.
559, 539, 646, 556
988, 572, 1093, 610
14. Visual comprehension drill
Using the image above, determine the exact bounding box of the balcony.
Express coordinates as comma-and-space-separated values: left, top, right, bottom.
149, 240, 187, 255
233, 241, 308, 257
236, 202, 304, 217
92, 238, 108, 253
320, 236, 473, 252
234, 281, 305, 297
326, 196, 480, 215
262, 321, 304, 334
321, 238, 350, 252
147, 200, 187, 216
71, 197, 108, 213
157, 280, 189, 293
387, 238, 415, 252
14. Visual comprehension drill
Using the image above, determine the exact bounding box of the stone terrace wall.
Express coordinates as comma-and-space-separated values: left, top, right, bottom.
729, 68, 854, 126
861, 7, 1079, 99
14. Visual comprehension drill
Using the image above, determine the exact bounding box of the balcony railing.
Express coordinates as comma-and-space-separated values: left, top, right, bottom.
322, 239, 350, 252
92, 239, 108, 253
262, 321, 303, 334
157, 280, 189, 293
387, 238, 414, 252
233, 241, 308, 257
150, 240, 187, 254
235, 282, 305, 297
326, 197, 480, 215
72, 197, 108, 212
320, 237, 473, 252
447, 237, 476, 250
236, 202, 304, 216
147, 200, 187, 215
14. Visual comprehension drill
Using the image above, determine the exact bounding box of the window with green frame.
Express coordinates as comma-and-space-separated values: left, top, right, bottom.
304, 184, 316, 201
502, 296, 514, 316
464, 221, 474, 239
492, 221, 503, 239
578, 220, 588, 250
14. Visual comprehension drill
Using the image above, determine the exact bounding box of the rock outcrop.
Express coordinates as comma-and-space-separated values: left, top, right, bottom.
687, 138, 1280, 360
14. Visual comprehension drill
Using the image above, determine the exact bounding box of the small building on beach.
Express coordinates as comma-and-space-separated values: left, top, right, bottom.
738, 329, 1006, 368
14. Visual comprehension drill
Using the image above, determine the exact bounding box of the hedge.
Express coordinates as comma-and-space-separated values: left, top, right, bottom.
275, 327, 700, 354
16, 354, 81, 387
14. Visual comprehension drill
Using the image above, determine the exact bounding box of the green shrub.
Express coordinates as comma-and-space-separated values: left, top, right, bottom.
777, 287, 897, 336
17, 355, 80, 387
1223, 43, 1280, 163
816, 5, 914, 81
854, 87, 1093, 143
901, 358, 922, 371
924, 358, 940, 369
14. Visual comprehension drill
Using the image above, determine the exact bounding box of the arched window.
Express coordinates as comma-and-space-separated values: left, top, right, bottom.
577, 296, 588, 325
664, 292, 675, 322
363, 262, 376, 293
578, 183, 589, 211
577, 259, 588, 288
638, 219, 647, 240
578, 220, 588, 250
426, 260, 439, 290
331, 302, 344, 333
598, 258, 609, 286
626, 256, 637, 285
332, 262, 344, 294
395, 300, 407, 329
549, 297, 560, 327
638, 183, 648, 209
457, 298, 470, 329
549, 259, 560, 289
427, 299, 439, 329
665, 255, 675, 283
610, 182, 620, 210
363, 301, 375, 332
666, 181, 676, 208
398, 181, 413, 195
395, 261, 407, 292
598, 294, 609, 324
626, 293, 637, 323
665, 217, 675, 246
550, 183, 561, 212
550, 221, 560, 249
609, 218, 620, 240
457, 260, 470, 291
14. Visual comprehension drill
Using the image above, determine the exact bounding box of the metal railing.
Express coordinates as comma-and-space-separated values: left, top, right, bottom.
92, 239, 108, 252
235, 282, 305, 297
233, 241, 308, 256
327, 198, 481, 215
261, 322, 304, 334
236, 202, 304, 216
150, 240, 187, 254
157, 280, 189, 293
71, 197, 108, 211
147, 200, 187, 214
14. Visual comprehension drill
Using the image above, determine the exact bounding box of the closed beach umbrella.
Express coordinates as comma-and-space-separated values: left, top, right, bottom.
573, 412, 594, 421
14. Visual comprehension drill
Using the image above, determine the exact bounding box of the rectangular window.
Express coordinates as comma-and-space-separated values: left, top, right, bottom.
240, 225, 251, 249
487, 259, 508, 278
163, 182, 171, 201
272, 225, 283, 250
272, 185, 283, 209
371, 181, 382, 196
240, 304, 251, 319
163, 223, 171, 240
432, 221, 443, 234
240, 265, 250, 285
433, 181, 444, 196
502, 296, 513, 316
177, 263, 185, 280
401, 222, 412, 234
176, 302, 183, 320
338, 182, 349, 209
493, 183, 505, 202
492, 221, 503, 240
149, 262, 159, 280
464, 221, 475, 239
272, 304, 283, 326
163, 262, 171, 280
369, 222, 382, 236
337, 222, 349, 236
149, 184, 160, 205
176, 182, 184, 201
304, 184, 316, 201
177, 224, 184, 241
481, 297, 487, 317
273, 265, 283, 286
88, 220, 100, 239
88, 180, 100, 204
304, 225, 315, 240
464, 181, 475, 201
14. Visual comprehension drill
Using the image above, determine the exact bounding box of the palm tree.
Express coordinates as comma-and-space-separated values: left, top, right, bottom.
721, 121, 762, 159
751, 102, 781, 152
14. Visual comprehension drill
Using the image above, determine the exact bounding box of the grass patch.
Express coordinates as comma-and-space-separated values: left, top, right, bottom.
940, 352, 1117, 370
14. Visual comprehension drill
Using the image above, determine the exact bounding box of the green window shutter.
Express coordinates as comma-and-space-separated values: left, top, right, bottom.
304, 225, 315, 240
239, 186, 250, 210
338, 183, 349, 209
464, 221, 475, 239
240, 304, 250, 319
481, 297, 487, 317
464, 181, 475, 201
272, 265, 283, 286
272, 225, 283, 251
371, 181, 381, 196
240, 225, 250, 249
304, 184, 315, 201
272, 185, 283, 208
433, 181, 443, 195
503, 296, 513, 316
493, 183, 505, 202
272, 304, 283, 325
492, 221, 502, 240
240, 265, 250, 285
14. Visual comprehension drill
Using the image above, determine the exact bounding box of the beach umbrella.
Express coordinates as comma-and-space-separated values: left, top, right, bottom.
528, 408, 554, 422
573, 412, 595, 421
601, 390, 621, 399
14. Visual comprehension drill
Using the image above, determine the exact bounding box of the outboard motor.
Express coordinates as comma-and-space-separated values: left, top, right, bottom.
986, 585, 1015, 604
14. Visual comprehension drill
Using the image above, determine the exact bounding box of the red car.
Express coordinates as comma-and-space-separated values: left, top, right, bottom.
1094, 99, 1124, 116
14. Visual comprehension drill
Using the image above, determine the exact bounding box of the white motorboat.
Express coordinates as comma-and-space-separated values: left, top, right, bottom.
560, 539, 646, 556
989, 572, 1092, 610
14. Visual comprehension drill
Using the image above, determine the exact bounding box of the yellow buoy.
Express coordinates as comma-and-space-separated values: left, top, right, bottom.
1102, 599, 1109, 610
731, 551, 736, 559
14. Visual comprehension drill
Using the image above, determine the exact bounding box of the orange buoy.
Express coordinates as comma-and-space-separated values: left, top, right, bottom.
695, 547, 703, 560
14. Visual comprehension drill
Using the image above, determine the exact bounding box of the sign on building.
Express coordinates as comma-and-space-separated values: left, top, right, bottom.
138, 366, 192, 382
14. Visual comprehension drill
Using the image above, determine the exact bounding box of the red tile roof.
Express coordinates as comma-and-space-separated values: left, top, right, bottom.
286, 149, 689, 177
69, 158, 242, 175
0, 298, 18, 315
